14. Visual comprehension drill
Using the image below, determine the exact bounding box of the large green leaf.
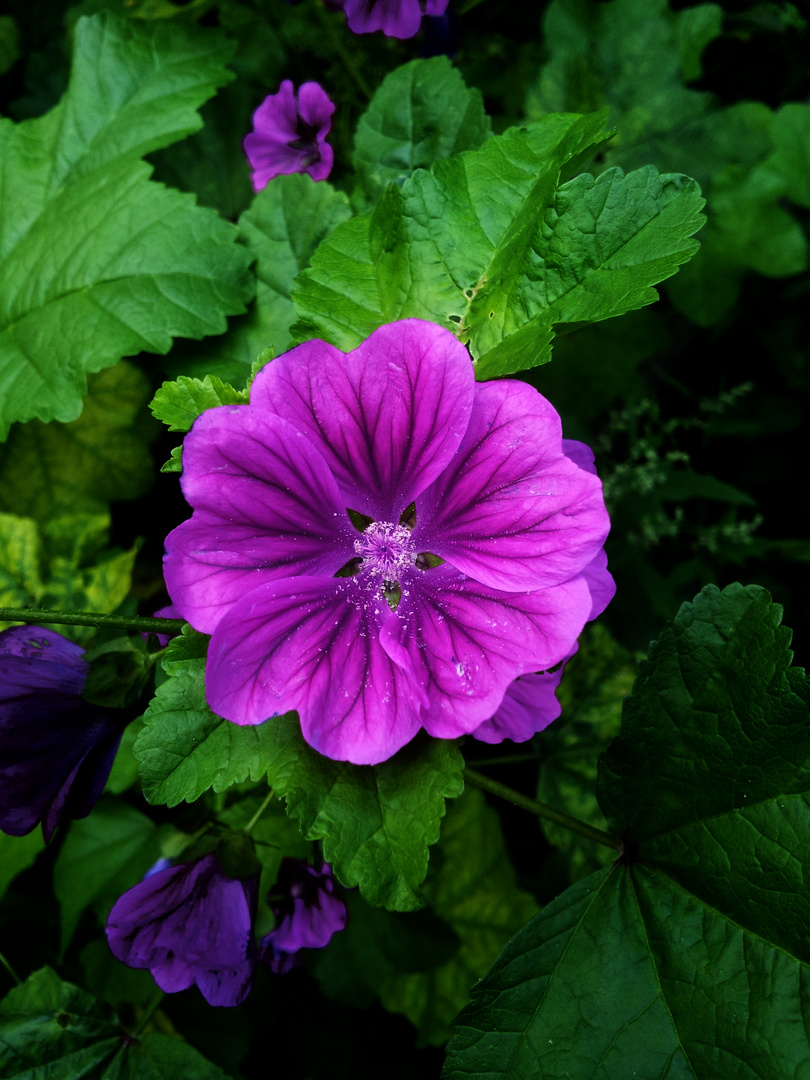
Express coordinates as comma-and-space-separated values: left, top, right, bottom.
353, 56, 490, 203
167, 174, 351, 383
381, 788, 538, 1045
0, 13, 254, 439
135, 630, 293, 807
0, 968, 229, 1079
0, 362, 156, 522
445, 584, 810, 1078
263, 717, 465, 911
293, 112, 703, 377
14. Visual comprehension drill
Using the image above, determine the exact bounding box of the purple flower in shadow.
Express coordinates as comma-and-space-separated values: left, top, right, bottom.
337, 0, 449, 38
0, 626, 126, 841
261, 859, 347, 973
244, 81, 335, 190
106, 853, 258, 1007
164, 319, 614, 765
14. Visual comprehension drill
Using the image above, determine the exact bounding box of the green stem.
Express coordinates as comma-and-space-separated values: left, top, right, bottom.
244, 789, 275, 835
0, 607, 187, 635
463, 767, 622, 852
0, 950, 21, 986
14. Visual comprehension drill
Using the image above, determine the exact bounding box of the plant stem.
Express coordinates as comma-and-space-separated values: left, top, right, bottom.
0, 950, 21, 986
463, 767, 622, 852
244, 789, 275, 835
0, 607, 187, 635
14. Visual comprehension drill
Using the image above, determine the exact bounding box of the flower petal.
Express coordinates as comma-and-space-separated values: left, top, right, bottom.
415, 381, 611, 591
206, 576, 425, 765
250, 320, 475, 521
0, 625, 87, 696
472, 668, 565, 744
342, 0, 424, 37
382, 565, 593, 740
164, 406, 355, 634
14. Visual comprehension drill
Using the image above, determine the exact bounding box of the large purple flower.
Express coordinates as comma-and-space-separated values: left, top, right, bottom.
164, 320, 614, 765
244, 81, 335, 190
261, 859, 347, 973
106, 853, 257, 1007
0, 626, 126, 841
336, 0, 449, 37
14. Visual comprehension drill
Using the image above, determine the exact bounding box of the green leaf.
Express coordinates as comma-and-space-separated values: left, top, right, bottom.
768, 103, 810, 208
0, 967, 119, 1079
445, 584, 810, 1078
263, 716, 465, 911
82, 638, 151, 709
293, 114, 703, 377
0, 362, 156, 523
353, 56, 490, 203
135, 635, 294, 806
0, 13, 254, 440
150, 373, 247, 432
0, 831, 45, 903
166, 174, 351, 383
0, 968, 230, 1079
54, 797, 166, 953
382, 788, 538, 1045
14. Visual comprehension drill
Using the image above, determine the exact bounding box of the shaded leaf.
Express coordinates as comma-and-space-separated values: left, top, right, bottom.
0, 363, 156, 523
382, 788, 537, 1045
0, 831, 45, 903
445, 584, 810, 1078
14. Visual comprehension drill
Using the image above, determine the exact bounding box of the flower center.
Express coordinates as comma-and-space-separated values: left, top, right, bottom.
354, 522, 415, 590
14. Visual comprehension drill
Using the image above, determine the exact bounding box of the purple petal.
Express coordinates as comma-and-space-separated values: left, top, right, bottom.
472, 668, 565, 744
425, 0, 449, 12
106, 854, 256, 1007
416, 381, 611, 591
206, 576, 425, 764
0, 626, 87, 696
341, 0, 424, 37
0, 626, 124, 840
266, 860, 346, 953
164, 407, 356, 635
581, 548, 616, 621
382, 565, 594, 739
244, 80, 335, 189
250, 320, 475, 521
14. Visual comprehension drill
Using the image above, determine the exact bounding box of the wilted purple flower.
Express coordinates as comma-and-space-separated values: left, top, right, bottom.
106, 853, 257, 1007
261, 859, 346, 973
244, 81, 335, 190
0, 626, 126, 841
164, 319, 614, 765
336, 0, 449, 38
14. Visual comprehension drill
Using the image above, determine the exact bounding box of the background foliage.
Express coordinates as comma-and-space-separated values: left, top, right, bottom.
0, 1, 808, 1077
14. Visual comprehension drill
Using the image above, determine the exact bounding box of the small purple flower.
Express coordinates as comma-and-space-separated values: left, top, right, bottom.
164, 319, 614, 765
336, 0, 449, 38
244, 81, 335, 190
106, 853, 257, 1007
261, 859, 347, 973
0, 626, 126, 841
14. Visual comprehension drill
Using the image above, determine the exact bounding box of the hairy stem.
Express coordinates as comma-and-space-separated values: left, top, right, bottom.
0, 950, 21, 986
244, 789, 275, 835
463, 767, 622, 852
0, 607, 187, 636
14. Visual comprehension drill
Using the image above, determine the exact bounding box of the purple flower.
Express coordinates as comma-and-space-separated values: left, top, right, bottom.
261, 859, 347, 973
244, 81, 335, 190
106, 853, 257, 1007
164, 319, 614, 765
336, 0, 449, 38
0, 626, 126, 841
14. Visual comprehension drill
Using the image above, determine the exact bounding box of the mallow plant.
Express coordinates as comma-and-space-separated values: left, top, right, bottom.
0, 3, 807, 1079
